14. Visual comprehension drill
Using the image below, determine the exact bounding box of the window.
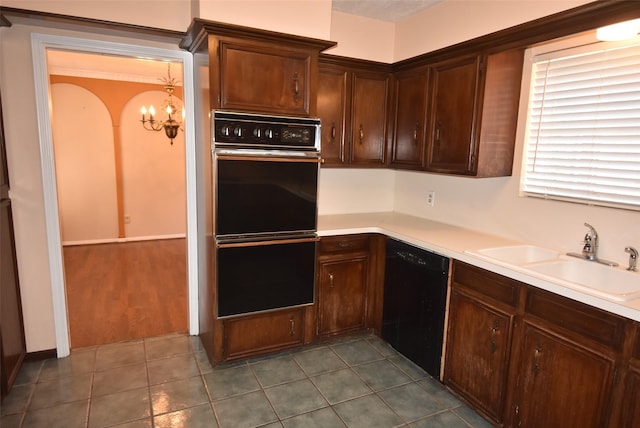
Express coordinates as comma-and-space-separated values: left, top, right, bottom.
521, 39, 640, 210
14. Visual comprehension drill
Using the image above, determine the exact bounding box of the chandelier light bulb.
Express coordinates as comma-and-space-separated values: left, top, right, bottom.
149, 105, 155, 118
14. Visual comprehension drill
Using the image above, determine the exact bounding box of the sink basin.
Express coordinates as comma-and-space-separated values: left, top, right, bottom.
469, 245, 561, 265
528, 260, 640, 302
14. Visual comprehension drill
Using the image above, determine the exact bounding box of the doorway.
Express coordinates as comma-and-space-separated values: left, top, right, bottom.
47, 50, 188, 348
31, 34, 198, 357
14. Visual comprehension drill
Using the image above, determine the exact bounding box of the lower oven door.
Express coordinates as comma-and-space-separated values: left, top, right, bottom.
216, 237, 317, 318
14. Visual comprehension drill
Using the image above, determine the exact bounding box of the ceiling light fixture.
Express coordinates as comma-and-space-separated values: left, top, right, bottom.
140, 64, 184, 145
596, 18, 640, 41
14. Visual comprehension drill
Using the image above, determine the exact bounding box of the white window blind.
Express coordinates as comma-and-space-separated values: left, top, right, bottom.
522, 41, 640, 210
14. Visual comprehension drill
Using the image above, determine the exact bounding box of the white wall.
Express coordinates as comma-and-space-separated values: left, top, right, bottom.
318, 168, 395, 215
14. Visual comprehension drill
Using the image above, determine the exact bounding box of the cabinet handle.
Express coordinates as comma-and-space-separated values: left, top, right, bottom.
413, 123, 419, 144
331, 122, 336, 141
359, 124, 364, 144
436, 122, 442, 142
289, 317, 295, 337
293, 72, 300, 102
328, 273, 334, 288
532, 344, 542, 375
490, 322, 499, 354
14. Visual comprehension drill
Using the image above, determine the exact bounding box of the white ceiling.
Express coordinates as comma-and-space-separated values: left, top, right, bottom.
332, 0, 443, 22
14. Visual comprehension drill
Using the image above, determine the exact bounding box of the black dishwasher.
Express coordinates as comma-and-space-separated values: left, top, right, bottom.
382, 238, 449, 378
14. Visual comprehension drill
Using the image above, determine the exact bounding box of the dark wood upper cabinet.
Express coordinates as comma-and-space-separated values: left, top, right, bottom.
390, 67, 429, 169
318, 56, 391, 167
216, 39, 312, 116
426, 55, 482, 174
317, 64, 348, 165
181, 19, 335, 117
421, 49, 523, 176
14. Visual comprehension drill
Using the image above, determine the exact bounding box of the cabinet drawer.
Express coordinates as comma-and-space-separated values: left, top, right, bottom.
223, 308, 304, 360
319, 235, 370, 255
452, 261, 520, 308
525, 288, 627, 351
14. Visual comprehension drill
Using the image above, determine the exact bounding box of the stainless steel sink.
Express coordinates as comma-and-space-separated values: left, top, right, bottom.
527, 260, 640, 302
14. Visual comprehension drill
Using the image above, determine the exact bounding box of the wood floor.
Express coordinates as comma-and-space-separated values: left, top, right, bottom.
63, 238, 188, 349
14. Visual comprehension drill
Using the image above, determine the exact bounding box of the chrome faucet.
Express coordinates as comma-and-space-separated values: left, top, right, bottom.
567, 222, 618, 266
625, 247, 638, 271
582, 222, 598, 260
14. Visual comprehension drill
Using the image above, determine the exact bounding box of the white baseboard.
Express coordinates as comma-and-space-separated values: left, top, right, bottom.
62, 233, 186, 246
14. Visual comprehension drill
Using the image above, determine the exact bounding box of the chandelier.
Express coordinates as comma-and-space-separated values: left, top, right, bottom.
140, 64, 183, 145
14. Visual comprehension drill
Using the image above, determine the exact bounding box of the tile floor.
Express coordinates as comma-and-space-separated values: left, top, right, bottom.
1, 333, 493, 428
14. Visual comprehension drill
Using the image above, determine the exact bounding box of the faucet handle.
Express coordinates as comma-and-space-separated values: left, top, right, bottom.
625, 246, 638, 271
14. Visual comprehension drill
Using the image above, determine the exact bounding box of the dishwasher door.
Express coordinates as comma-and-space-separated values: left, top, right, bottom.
382, 238, 449, 378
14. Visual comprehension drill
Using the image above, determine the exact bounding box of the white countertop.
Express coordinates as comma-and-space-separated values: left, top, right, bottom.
318, 211, 640, 322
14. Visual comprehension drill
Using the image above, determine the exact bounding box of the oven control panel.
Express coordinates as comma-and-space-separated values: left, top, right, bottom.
212, 110, 320, 151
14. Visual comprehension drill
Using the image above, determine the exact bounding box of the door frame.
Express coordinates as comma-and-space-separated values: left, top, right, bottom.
31, 33, 198, 357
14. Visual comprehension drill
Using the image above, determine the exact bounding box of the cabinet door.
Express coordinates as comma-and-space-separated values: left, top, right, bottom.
350, 71, 389, 166
444, 289, 513, 423
391, 68, 428, 169
620, 366, 640, 428
218, 40, 311, 116
223, 308, 304, 361
317, 256, 367, 336
511, 323, 616, 428
318, 65, 348, 166
426, 55, 482, 174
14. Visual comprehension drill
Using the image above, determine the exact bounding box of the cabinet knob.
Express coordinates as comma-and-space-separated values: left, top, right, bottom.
359, 124, 364, 144
331, 122, 336, 141
328, 273, 334, 288
289, 317, 296, 337
413, 123, 419, 144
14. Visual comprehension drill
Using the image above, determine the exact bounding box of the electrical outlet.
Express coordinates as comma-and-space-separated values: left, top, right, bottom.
426, 191, 435, 206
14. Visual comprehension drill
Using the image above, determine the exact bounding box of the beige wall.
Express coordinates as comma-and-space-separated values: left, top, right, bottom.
52, 83, 120, 243
393, 0, 593, 61
0, 0, 194, 31
197, 0, 333, 39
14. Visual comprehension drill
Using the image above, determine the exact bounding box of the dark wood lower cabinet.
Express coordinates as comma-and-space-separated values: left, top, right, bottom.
510, 323, 616, 428
445, 262, 520, 424
222, 307, 305, 361
317, 256, 367, 336
444, 260, 636, 428
316, 234, 375, 338
445, 290, 514, 423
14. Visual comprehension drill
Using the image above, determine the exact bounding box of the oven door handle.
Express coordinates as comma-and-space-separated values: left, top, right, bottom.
215, 154, 322, 163
217, 235, 320, 249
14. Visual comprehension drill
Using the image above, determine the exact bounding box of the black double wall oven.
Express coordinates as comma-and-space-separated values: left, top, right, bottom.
212, 111, 321, 318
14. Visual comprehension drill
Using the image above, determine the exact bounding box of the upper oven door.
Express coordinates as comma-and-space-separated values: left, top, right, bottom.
215, 151, 320, 238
